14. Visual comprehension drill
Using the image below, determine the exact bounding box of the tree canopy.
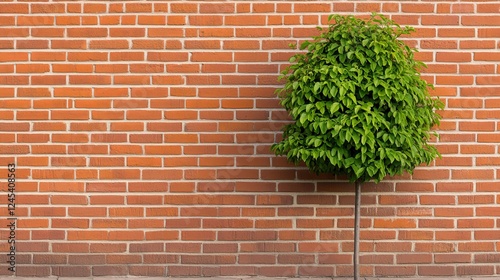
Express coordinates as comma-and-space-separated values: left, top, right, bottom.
272, 14, 443, 183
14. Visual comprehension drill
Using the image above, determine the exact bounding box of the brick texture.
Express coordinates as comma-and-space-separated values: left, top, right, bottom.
1, 1, 500, 278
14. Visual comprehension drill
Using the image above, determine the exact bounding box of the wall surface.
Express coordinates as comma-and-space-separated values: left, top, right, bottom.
0, 0, 499, 278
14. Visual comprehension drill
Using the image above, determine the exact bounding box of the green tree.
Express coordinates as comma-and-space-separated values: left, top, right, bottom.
272, 14, 443, 279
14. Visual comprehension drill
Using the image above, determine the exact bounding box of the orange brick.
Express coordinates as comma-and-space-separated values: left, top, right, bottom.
401, 3, 434, 13
436, 52, 471, 62
132, 39, 164, 49
138, 15, 166, 25
90, 196, 124, 205
147, 230, 180, 240
148, 27, 184, 38
422, 15, 459, 25
109, 28, 145, 38
462, 16, 500, 26
436, 231, 472, 241
68, 28, 107, 37
51, 195, 88, 205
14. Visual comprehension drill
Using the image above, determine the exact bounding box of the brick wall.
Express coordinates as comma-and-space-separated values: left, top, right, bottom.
0, 1, 499, 278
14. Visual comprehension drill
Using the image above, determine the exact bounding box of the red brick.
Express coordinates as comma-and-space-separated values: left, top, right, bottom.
129, 266, 165, 276
258, 266, 296, 277
374, 219, 416, 228
457, 265, 495, 275
92, 266, 128, 276
422, 15, 459, 25
90, 243, 127, 253
419, 266, 455, 276
436, 231, 472, 240
402, 3, 434, 13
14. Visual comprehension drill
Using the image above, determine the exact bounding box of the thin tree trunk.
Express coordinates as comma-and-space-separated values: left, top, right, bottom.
353, 180, 362, 280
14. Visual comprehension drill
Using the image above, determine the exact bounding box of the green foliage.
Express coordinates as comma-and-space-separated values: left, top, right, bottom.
272, 14, 444, 183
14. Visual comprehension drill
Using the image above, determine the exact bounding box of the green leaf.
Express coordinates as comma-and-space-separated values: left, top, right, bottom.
361, 134, 367, 145
313, 82, 321, 93
314, 139, 322, 147
352, 132, 360, 145
330, 102, 340, 114
367, 166, 376, 177
339, 86, 345, 97
320, 122, 327, 134
345, 129, 352, 142
300, 41, 311, 50
356, 52, 366, 65
299, 113, 307, 124
355, 166, 365, 178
